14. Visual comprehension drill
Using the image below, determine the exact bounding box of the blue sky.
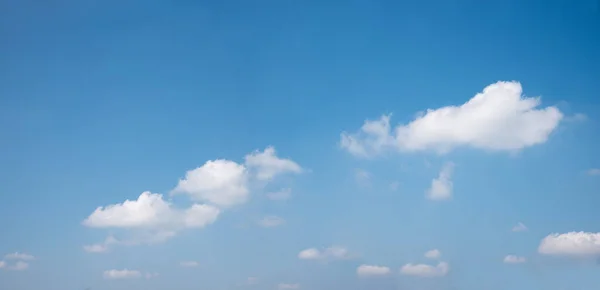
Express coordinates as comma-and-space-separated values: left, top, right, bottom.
1, 0, 600, 289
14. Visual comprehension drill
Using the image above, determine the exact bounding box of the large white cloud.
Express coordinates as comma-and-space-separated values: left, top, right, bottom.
356, 264, 391, 277
103, 269, 142, 279
82, 192, 219, 248
538, 231, 600, 256
341, 81, 563, 156
298, 246, 350, 260
426, 163, 454, 201
400, 262, 449, 277
244, 146, 302, 181
171, 160, 249, 207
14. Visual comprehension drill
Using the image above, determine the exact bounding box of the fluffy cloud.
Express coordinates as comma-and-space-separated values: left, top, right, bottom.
83, 192, 220, 230
258, 216, 286, 228
340, 81, 563, 156
278, 283, 300, 289
504, 255, 526, 264
298, 246, 350, 260
356, 265, 391, 277
538, 232, 600, 256
426, 163, 454, 201
82, 192, 219, 248
512, 222, 528, 232
267, 188, 292, 201
180, 261, 199, 267
171, 160, 250, 207
424, 249, 441, 259
103, 269, 142, 279
4, 252, 35, 261
244, 146, 302, 181
400, 262, 449, 277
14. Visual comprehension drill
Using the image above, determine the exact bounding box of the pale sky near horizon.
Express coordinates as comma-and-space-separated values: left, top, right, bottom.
1, 1, 600, 290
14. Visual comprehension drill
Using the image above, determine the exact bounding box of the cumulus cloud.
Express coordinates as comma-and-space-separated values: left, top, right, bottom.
538, 232, 600, 256
278, 283, 300, 289
82, 192, 219, 247
83, 192, 220, 230
180, 261, 199, 267
103, 269, 142, 279
340, 81, 563, 156
424, 249, 441, 259
258, 216, 286, 228
298, 246, 350, 260
171, 160, 250, 207
504, 255, 526, 264
244, 146, 302, 181
356, 264, 391, 277
4, 252, 35, 261
512, 222, 528, 232
400, 262, 449, 277
267, 188, 292, 200
426, 163, 454, 201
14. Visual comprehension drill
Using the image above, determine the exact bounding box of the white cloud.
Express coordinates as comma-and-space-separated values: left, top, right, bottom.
278, 283, 300, 289
258, 216, 286, 228
400, 262, 449, 277
512, 222, 528, 232
267, 188, 292, 201
103, 269, 142, 279
244, 146, 302, 181
340, 81, 563, 156
298, 246, 350, 260
83, 235, 118, 253
426, 162, 454, 201
538, 231, 600, 256
356, 264, 391, 277
172, 160, 249, 207
145, 272, 159, 279
9, 261, 28, 271
4, 252, 35, 261
0, 261, 5, 268
587, 168, 600, 176
180, 261, 199, 267
503, 255, 526, 264
424, 249, 441, 259
82, 192, 219, 247
83, 192, 219, 229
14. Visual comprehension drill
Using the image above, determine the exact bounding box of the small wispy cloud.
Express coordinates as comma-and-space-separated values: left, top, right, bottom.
512, 222, 528, 232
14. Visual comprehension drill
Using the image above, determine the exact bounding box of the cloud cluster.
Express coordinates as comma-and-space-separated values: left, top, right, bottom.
0, 252, 35, 271
340, 81, 563, 156
83, 147, 302, 252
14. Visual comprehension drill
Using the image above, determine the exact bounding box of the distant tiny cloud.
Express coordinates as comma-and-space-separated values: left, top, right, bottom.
587, 168, 600, 176
144, 272, 159, 279
400, 262, 449, 277
424, 249, 441, 259
4, 252, 35, 261
426, 162, 454, 201
512, 222, 528, 232
0, 261, 5, 269
356, 264, 390, 277
258, 216, 286, 228
103, 269, 141, 279
538, 231, 600, 257
267, 188, 292, 201
355, 169, 371, 186
278, 283, 300, 289
180, 261, 199, 267
503, 255, 526, 264
298, 246, 350, 261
